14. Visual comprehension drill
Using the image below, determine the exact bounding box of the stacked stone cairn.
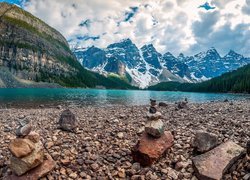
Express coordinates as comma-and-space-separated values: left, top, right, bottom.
8, 120, 55, 179
132, 99, 174, 166
145, 99, 164, 138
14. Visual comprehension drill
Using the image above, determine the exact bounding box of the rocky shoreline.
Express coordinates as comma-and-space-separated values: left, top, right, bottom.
0, 100, 249, 179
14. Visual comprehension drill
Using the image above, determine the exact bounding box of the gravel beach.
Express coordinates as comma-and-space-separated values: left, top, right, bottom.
0, 100, 249, 179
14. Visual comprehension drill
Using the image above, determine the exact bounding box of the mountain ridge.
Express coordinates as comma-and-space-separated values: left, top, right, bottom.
74, 38, 250, 88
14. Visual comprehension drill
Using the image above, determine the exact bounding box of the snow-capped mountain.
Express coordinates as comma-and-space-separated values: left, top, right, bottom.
74, 39, 250, 88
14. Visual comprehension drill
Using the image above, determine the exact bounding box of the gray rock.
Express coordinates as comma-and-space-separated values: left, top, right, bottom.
193, 130, 218, 153
177, 101, 188, 109
159, 102, 168, 107
149, 106, 157, 114
192, 141, 244, 180
59, 109, 77, 132
145, 119, 164, 138
16, 124, 32, 137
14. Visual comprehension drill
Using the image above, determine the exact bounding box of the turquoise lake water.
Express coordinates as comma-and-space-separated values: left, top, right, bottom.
0, 88, 249, 108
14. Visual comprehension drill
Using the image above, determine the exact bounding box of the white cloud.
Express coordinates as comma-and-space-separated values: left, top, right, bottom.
23, 0, 250, 56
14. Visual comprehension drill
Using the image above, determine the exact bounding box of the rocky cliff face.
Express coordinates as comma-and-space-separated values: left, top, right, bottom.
0, 3, 80, 86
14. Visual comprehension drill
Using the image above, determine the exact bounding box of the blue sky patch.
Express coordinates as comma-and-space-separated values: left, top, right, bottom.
199, 2, 216, 10
124, 6, 139, 22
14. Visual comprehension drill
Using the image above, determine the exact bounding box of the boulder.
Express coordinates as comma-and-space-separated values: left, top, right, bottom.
16, 124, 32, 137
145, 119, 164, 138
131, 131, 174, 166
59, 109, 77, 132
193, 131, 218, 153
10, 140, 44, 176
6, 153, 56, 180
146, 112, 162, 121
9, 139, 35, 158
193, 141, 245, 180
159, 102, 168, 107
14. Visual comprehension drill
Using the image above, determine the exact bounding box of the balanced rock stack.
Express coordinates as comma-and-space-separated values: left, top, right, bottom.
145, 99, 164, 138
7, 121, 55, 179
132, 99, 174, 166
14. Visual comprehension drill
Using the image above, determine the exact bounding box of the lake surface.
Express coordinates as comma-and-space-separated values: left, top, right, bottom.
0, 88, 249, 108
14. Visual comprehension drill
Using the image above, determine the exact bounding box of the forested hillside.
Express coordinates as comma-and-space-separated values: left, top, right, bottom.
148, 64, 250, 93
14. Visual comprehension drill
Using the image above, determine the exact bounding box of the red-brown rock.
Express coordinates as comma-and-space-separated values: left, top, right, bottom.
6, 153, 56, 180
131, 131, 174, 166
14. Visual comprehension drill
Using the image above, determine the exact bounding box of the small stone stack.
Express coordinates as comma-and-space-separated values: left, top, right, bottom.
132, 99, 174, 166
7, 121, 55, 179
145, 99, 164, 138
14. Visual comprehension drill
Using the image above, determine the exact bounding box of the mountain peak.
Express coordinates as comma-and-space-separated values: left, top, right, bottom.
107, 38, 134, 49
141, 43, 156, 51
178, 53, 185, 59
206, 47, 221, 58
120, 38, 133, 44
225, 50, 243, 58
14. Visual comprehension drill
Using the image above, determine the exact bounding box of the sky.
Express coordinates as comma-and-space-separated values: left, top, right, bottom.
1, 0, 250, 56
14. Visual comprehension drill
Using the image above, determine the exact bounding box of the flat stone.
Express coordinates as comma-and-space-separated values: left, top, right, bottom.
146, 112, 162, 121
150, 99, 157, 106
9, 139, 35, 158
10, 140, 44, 176
59, 109, 77, 132
131, 131, 174, 166
16, 124, 32, 137
24, 131, 40, 143
192, 141, 245, 180
193, 130, 218, 153
145, 119, 164, 138
7, 153, 55, 180
159, 102, 168, 107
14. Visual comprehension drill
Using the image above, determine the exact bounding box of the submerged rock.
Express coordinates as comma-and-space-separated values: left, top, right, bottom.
193, 130, 218, 153
145, 119, 164, 138
132, 131, 174, 166
192, 141, 244, 180
59, 109, 77, 132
